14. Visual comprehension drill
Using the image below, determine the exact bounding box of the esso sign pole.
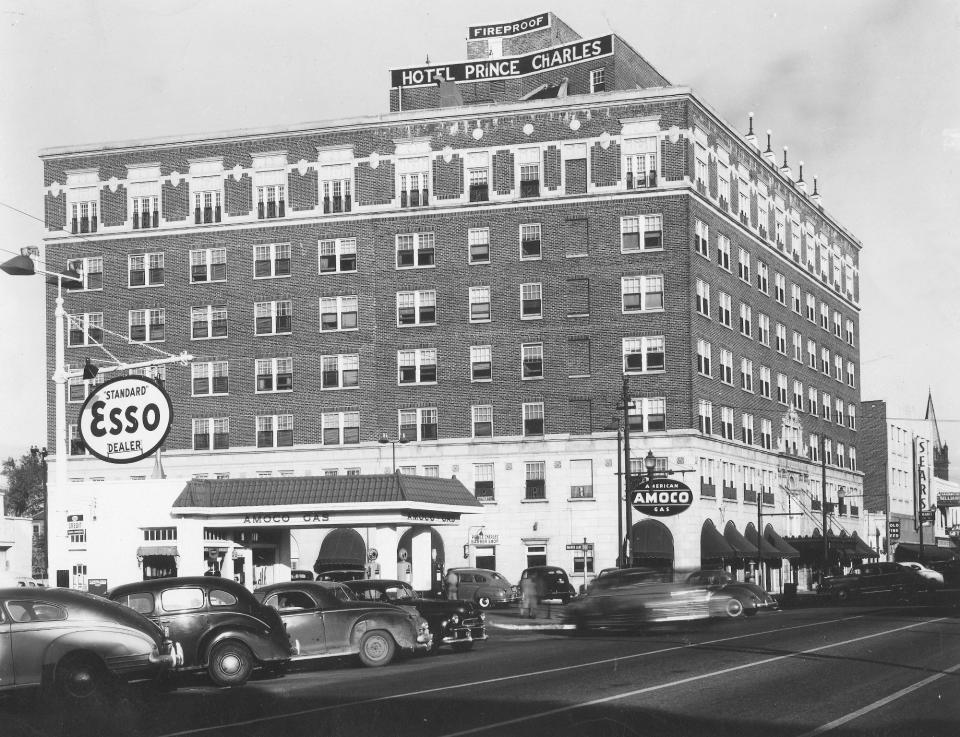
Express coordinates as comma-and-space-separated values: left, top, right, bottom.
78, 375, 173, 464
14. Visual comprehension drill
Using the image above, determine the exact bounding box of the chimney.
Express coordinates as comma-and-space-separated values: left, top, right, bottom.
745, 112, 759, 149
796, 161, 807, 194
779, 146, 792, 180
762, 130, 776, 165
811, 176, 822, 206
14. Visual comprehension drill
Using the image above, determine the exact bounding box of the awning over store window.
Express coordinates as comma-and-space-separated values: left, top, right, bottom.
136, 545, 177, 557
783, 529, 877, 563
701, 519, 736, 559
894, 542, 959, 563
315, 528, 366, 571
632, 519, 674, 559
723, 522, 758, 558
744, 523, 783, 560
763, 524, 800, 559
849, 533, 879, 559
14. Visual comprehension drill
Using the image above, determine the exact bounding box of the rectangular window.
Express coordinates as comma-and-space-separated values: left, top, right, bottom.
756, 261, 769, 294
468, 286, 491, 322
589, 68, 605, 93
467, 151, 490, 202
845, 318, 856, 346
131, 194, 160, 230
320, 163, 353, 214
396, 232, 436, 269
399, 407, 438, 441
470, 345, 492, 381
520, 282, 543, 319
791, 284, 802, 314
193, 418, 230, 451
398, 158, 430, 208
397, 348, 436, 385
741, 358, 754, 392
742, 414, 755, 445
697, 339, 712, 377
129, 308, 165, 343
255, 357, 293, 393
833, 311, 843, 338
320, 295, 359, 331
518, 148, 541, 197
193, 188, 222, 224
191, 305, 227, 340
696, 279, 711, 317
522, 343, 543, 379
256, 414, 293, 448
518, 223, 542, 259
128, 252, 164, 287
760, 419, 772, 449
847, 361, 856, 388
66, 256, 103, 291
319, 238, 357, 273
190, 247, 227, 283
792, 331, 803, 362
822, 393, 832, 421
719, 349, 733, 385
469, 228, 491, 264
738, 248, 751, 283
835, 398, 845, 426
821, 347, 831, 375
621, 215, 663, 252
522, 402, 544, 436
793, 380, 804, 410
739, 303, 753, 338
774, 273, 786, 304
67, 370, 101, 403
622, 275, 664, 312
524, 461, 546, 500
624, 137, 657, 189
254, 243, 291, 278
70, 199, 99, 234
777, 373, 788, 405
321, 411, 360, 446
717, 292, 732, 328
808, 339, 818, 370
717, 235, 731, 271
698, 400, 713, 435
806, 294, 816, 322
775, 324, 787, 354
191, 361, 228, 396
569, 458, 594, 499
472, 405, 493, 438
720, 406, 734, 439
757, 313, 770, 345
834, 355, 844, 382
623, 336, 665, 373
820, 303, 830, 330
759, 366, 771, 399
320, 353, 359, 389
695, 220, 709, 258
474, 463, 494, 500
67, 313, 103, 347
808, 387, 819, 416
256, 183, 286, 220
254, 300, 292, 335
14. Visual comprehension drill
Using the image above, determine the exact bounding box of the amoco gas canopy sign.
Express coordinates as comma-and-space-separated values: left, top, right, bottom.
78, 376, 173, 464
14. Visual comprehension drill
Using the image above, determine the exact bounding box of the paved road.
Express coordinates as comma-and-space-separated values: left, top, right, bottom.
3, 602, 958, 737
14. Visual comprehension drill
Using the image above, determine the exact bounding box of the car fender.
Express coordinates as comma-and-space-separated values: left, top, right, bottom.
349, 614, 416, 651
199, 626, 289, 666
43, 626, 157, 677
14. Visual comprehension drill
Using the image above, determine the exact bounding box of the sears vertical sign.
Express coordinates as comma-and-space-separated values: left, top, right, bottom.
914, 436, 929, 528
78, 376, 173, 463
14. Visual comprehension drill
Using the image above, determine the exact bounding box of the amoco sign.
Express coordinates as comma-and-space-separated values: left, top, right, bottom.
631, 478, 693, 517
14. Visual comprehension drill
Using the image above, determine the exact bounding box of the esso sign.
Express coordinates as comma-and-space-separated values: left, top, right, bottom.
631, 478, 693, 517
78, 376, 173, 464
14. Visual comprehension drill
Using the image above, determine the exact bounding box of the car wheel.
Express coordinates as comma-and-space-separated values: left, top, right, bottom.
723, 598, 744, 618
451, 641, 475, 653
476, 596, 492, 609
358, 630, 396, 667
54, 653, 109, 702
834, 588, 850, 603
207, 641, 254, 687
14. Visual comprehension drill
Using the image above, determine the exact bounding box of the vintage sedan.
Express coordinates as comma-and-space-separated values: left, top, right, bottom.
109, 576, 291, 686
446, 568, 518, 609
685, 570, 779, 617
255, 581, 432, 667
344, 579, 486, 653
819, 561, 929, 602
0, 587, 180, 702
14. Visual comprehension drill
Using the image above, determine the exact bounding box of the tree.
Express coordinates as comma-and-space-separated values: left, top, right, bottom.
2, 452, 46, 518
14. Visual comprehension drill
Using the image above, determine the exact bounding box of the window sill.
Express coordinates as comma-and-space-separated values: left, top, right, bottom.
521, 498, 549, 504
568, 497, 596, 503
253, 274, 293, 280
566, 312, 589, 318
191, 335, 228, 341
568, 374, 590, 379
190, 279, 228, 285
522, 376, 544, 381
127, 283, 165, 289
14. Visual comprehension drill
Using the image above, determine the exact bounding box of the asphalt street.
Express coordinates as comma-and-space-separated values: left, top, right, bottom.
2, 602, 958, 737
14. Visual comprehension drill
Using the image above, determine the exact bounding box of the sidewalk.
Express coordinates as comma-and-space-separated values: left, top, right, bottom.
485, 601, 575, 631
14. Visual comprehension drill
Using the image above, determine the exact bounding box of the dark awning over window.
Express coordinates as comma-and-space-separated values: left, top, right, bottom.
744, 523, 783, 560
723, 522, 758, 558
894, 542, 958, 563
137, 545, 177, 557
764, 524, 800, 559
315, 528, 366, 571
701, 520, 736, 559
632, 519, 674, 558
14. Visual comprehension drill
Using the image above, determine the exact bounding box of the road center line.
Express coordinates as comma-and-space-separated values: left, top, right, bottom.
157, 613, 873, 737
794, 662, 960, 737
436, 617, 949, 737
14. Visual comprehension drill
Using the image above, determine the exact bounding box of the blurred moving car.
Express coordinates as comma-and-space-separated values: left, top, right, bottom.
685, 570, 779, 617
314, 569, 367, 583
819, 561, 929, 602
897, 562, 945, 587
518, 566, 577, 604
255, 581, 432, 667
447, 568, 518, 609
109, 577, 291, 686
345, 579, 486, 653
290, 569, 315, 581
563, 568, 712, 632
929, 559, 960, 587
0, 587, 180, 703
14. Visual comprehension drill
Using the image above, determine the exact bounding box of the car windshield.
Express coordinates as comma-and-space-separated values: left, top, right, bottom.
490, 572, 510, 584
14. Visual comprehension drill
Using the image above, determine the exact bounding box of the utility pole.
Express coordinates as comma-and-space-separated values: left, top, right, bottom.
621, 377, 633, 567
821, 434, 829, 583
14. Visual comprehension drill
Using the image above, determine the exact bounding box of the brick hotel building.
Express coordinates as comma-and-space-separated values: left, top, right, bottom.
39, 12, 869, 593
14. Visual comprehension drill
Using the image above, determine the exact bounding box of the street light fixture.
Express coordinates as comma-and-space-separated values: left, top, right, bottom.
378, 432, 410, 474
643, 449, 657, 484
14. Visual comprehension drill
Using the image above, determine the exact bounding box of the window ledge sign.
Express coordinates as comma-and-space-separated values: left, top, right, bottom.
631, 478, 693, 517
78, 375, 173, 464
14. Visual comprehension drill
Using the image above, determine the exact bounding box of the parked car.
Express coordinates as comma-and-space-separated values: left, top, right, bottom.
819, 561, 929, 602
518, 566, 577, 604
344, 579, 486, 653
929, 559, 960, 587
255, 581, 432, 667
685, 570, 779, 617
447, 568, 518, 609
563, 568, 712, 632
0, 587, 180, 703
897, 562, 945, 587
109, 576, 291, 686
314, 569, 367, 583
290, 569, 315, 581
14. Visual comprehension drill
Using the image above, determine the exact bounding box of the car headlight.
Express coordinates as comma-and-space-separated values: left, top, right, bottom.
450, 614, 460, 625
479, 611, 486, 621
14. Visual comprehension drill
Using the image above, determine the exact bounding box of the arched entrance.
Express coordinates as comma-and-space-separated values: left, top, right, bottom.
629, 519, 674, 574
397, 527, 446, 593
314, 528, 366, 574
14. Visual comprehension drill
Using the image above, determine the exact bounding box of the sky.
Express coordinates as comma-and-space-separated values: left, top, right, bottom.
0, 0, 958, 471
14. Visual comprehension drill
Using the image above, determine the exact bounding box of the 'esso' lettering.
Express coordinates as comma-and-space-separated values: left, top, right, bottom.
78, 376, 173, 464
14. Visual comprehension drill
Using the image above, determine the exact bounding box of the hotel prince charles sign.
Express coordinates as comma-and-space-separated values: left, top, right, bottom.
391, 35, 614, 88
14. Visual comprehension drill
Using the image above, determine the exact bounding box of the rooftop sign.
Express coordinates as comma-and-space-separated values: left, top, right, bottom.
468, 13, 550, 39
391, 35, 613, 88
78, 375, 172, 464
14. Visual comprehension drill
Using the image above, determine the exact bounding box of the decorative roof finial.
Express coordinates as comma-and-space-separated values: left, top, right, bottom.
765, 130, 772, 153
798, 161, 804, 183
782, 146, 789, 169
748, 112, 754, 136
813, 176, 819, 196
